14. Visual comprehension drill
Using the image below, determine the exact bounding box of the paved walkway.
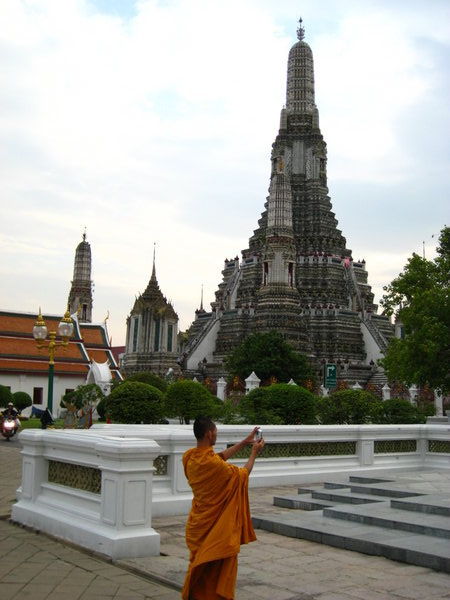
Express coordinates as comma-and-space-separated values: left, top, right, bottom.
2, 437, 450, 599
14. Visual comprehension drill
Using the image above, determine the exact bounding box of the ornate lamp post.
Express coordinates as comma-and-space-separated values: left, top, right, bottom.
33, 308, 74, 416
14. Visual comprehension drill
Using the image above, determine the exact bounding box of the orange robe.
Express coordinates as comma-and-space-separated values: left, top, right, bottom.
182, 447, 256, 600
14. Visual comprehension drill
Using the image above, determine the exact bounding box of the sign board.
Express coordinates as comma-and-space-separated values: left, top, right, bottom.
324, 363, 337, 388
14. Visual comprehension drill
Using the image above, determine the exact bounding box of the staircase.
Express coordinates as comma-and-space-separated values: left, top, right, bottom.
253, 472, 450, 572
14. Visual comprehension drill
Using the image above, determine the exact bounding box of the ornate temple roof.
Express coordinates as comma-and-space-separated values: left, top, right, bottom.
131, 254, 178, 320
0, 310, 121, 379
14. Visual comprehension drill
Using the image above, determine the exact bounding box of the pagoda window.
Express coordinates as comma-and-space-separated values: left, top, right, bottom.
263, 262, 268, 285
132, 317, 139, 352
288, 262, 294, 286
167, 323, 173, 352
82, 303, 88, 320
154, 318, 161, 351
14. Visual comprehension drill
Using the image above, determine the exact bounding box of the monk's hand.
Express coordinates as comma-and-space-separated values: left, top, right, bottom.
252, 438, 265, 455
244, 427, 259, 445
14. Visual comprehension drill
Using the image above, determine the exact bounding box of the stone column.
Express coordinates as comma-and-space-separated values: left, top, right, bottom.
409, 384, 418, 404
434, 389, 443, 417
382, 384, 391, 401
216, 377, 227, 401
245, 372, 261, 394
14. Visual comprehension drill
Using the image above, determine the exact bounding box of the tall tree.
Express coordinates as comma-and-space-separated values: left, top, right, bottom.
225, 331, 312, 384
380, 227, 450, 393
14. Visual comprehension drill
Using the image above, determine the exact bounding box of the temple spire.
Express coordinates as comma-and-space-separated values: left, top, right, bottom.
68, 232, 93, 322
151, 242, 157, 280
200, 284, 204, 311
297, 17, 305, 41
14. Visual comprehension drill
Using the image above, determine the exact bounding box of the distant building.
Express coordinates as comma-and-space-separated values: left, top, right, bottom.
122, 254, 180, 378
0, 310, 121, 411
181, 20, 394, 385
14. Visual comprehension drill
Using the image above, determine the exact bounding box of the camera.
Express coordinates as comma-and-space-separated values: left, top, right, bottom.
255, 427, 262, 441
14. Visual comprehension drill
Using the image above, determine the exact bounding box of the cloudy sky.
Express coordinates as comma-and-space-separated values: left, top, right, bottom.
1, 0, 449, 346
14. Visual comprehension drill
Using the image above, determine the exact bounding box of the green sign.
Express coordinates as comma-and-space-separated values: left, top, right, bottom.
324, 363, 337, 388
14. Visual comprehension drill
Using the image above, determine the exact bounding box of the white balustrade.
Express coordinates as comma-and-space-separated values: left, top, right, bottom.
12, 423, 450, 559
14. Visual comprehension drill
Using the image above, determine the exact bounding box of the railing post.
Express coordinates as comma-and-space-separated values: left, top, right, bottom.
96, 437, 161, 556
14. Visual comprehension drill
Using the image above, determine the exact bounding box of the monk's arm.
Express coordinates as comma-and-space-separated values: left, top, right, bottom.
243, 439, 265, 474
219, 427, 259, 461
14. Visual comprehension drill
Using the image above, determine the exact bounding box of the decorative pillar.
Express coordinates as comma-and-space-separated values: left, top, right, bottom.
382, 384, 391, 401
245, 371, 261, 394
97, 437, 161, 557
409, 384, 418, 404
434, 389, 443, 417
216, 377, 227, 401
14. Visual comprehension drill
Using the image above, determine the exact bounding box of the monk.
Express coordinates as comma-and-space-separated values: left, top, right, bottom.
182, 417, 265, 600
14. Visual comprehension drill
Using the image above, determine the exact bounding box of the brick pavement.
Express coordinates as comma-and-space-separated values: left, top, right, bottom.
2, 436, 450, 599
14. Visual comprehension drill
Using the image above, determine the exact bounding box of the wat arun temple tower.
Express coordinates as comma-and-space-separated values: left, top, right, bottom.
183, 21, 393, 384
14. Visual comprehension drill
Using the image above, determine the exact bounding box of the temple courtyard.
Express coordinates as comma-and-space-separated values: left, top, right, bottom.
1, 437, 449, 600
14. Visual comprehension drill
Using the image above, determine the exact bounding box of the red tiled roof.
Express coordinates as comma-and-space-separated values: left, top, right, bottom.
80, 324, 107, 345
0, 310, 121, 377
0, 358, 89, 375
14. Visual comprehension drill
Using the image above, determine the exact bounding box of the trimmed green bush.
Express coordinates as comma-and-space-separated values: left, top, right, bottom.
374, 397, 426, 424
240, 384, 316, 425
318, 389, 382, 424
165, 380, 221, 424
105, 381, 164, 424
126, 371, 167, 393
11, 391, 32, 412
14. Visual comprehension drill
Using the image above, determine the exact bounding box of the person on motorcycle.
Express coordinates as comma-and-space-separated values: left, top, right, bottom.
1, 402, 20, 432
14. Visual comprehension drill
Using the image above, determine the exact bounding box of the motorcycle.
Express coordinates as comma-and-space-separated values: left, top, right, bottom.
1, 416, 19, 441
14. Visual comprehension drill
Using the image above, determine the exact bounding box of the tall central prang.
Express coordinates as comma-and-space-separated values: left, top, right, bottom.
182, 20, 393, 384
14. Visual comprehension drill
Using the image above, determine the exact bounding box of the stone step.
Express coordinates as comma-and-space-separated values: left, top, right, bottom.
323, 502, 450, 539
297, 483, 349, 494
391, 494, 450, 517
323, 481, 350, 490
252, 512, 450, 573
349, 483, 425, 498
274, 494, 339, 511
349, 476, 394, 484
311, 489, 387, 505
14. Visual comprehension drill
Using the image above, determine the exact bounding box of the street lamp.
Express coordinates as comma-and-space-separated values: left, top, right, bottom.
33, 308, 74, 416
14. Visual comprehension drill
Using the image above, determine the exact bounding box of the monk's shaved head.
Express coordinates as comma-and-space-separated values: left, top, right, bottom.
193, 416, 216, 440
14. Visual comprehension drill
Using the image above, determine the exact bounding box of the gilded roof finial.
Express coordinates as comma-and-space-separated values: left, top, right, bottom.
83, 226, 87, 242
297, 17, 305, 41
200, 284, 204, 311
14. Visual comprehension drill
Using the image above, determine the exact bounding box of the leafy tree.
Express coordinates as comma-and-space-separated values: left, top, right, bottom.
126, 371, 167, 393
12, 391, 32, 412
60, 384, 104, 410
0, 385, 12, 406
380, 226, 450, 393
317, 389, 382, 424
96, 397, 107, 420
225, 331, 313, 384
165, 380, 221, 424
240, 383, 316, 425
105, 381, 164, 424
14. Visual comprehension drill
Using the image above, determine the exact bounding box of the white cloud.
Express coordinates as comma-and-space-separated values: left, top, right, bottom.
0, 0, 449, 345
